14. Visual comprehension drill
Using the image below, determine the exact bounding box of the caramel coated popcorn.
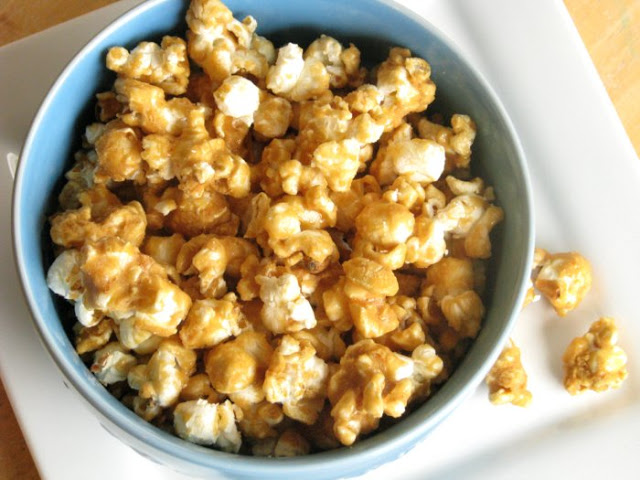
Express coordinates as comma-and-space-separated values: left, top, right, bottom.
485, 339, 532, 407
533, 249, 592, 316
46, 0, 505, 455
563, 317, 628, 395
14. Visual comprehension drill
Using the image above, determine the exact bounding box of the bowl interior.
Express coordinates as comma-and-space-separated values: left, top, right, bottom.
13, 0, 533, 478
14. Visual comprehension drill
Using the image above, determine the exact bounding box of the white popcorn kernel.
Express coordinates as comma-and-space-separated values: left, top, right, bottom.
91, 342, 136, 385
173, 399, 242, 452
75, 297, 102, 328
47, 249, 82, 301
214, 75, 260, 126
258, 274, 316, 334
266, 43, 305, 95
386, 139, 445, 184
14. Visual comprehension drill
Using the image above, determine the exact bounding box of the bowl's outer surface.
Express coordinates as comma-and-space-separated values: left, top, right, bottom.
12, 0, 533, 478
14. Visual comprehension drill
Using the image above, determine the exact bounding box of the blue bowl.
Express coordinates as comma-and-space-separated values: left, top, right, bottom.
12, 0, 534, 478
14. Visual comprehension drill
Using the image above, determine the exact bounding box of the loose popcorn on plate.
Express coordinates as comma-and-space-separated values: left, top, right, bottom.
487, 247, 628, 406
563, 317, 628, 395
46, 0, 506, 455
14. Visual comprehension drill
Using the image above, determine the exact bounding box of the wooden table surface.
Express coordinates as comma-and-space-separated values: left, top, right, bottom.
0, 1, 638, 479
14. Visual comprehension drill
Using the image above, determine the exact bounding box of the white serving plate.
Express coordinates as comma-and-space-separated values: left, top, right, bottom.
1, 0, 638, 478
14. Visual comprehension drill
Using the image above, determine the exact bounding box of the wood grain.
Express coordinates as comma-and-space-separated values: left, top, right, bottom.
0, 1, 638, 479
565, 0, 640, 157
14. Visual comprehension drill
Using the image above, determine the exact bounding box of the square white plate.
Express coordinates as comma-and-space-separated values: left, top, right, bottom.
1, 1, 638, 478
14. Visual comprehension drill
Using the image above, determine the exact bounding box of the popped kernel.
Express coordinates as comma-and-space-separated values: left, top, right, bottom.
563, 317, 628, 395
179, 294, 248, 349
173, 399, 242, 452
417, 114, 477, 171
107, 36, 190, 95
90, 342, 137, 385
128, 338, 196, 411
263, 335, 329, 424
213, 75, 261, 126
534, 251, 592, 316
257, 273, 317, 334
486, 339, 532, 407
50, 185, 147, 249
205, 331, 272, 398
328, 339, 442, 445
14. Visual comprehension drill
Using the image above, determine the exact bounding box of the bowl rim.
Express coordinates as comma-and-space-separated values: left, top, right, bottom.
12, 0, 534, 475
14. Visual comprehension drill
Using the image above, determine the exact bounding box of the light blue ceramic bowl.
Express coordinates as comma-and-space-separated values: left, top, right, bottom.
13, 0, 533, 478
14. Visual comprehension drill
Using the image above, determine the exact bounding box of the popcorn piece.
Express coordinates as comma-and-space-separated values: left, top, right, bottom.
417, 114, 477, 171
330, 175, 381, 232
257, 273, 316, 334
464, 205, 504, 259
381, 175, 426, 213
405, 214, 447, 268
90, 342, 137, 385
353, 199, 415, 270
106, 36, 190, 95
305, 35, 365, 88
179, 294, 248, 349
186, 0, 274, 83
236, 401, 284, 440
424, 257, 475, 301
439, 290, 485, 339
180, 373, 225, 403
410, 343, 445, 400
114, 77, 200, 135
371, 138, 445, 186
262, 189, 339, 268
50, 185, 147, 249
79, 237, 192, 337
486, 339, 532, 407
264, 335, 329, 424
116, 317, 161, 353
140, 134, 174, 184
294, 92, 353, 164
375, 296, 426, 352
173, 399, 242, 453
212, 110, 251, 155
267, 43, 330, 101
290, 325, 347, 362
299, 406, 341, 451
165, 187, 239, 238
205, 331, 273, 397
375, 48, 436, 131
266, 43, 304, 95
327, 340, 415, 445
141, 234, 186, 269
323, 258, 400, 338
47, 249, 83, 302
213, 75, 260, 126
57, 151, 97, 211
534, 251, 592, 316
74, 319, 114, 355
310, 139, 361, 192
128, 338, 196, 410
176, 234, 259, 298
563, 317, 628, 395
257, 139, 327, 197
253, 93, 293, 139
422, 257, 485, 339
91, 120, 145, 184
177, 235, 229, 298
169, 109, 251, 198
